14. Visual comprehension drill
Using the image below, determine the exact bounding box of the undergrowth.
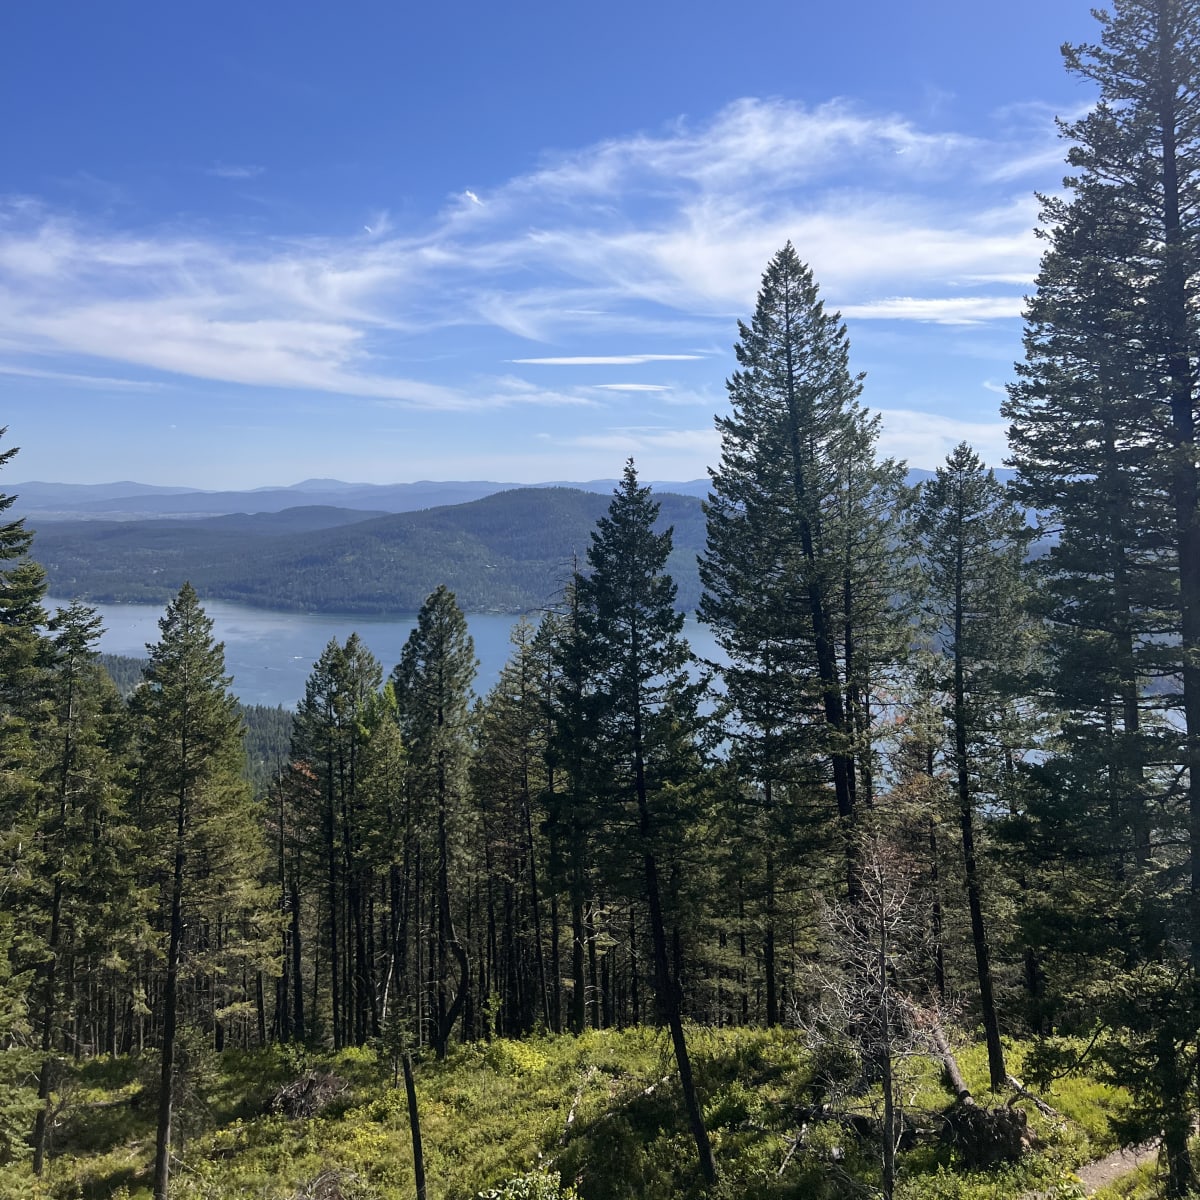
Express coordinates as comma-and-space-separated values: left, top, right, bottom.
0, 1028, 1135, 1200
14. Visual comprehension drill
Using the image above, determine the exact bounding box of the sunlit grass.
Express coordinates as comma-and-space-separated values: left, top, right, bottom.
0, 1028, 1142, 1200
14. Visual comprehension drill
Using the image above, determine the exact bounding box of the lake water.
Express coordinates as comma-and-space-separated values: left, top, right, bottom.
47, 597, 721, 710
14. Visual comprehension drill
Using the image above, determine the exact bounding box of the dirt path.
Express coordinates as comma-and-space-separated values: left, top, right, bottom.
1074, 1140, 1158, 1194
1025, 1140, 1158, 1198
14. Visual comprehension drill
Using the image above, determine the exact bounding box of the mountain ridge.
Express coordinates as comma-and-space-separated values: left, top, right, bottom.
11, 477, 713, 520
10, 469, 1018, 522
33, 485, 708, 614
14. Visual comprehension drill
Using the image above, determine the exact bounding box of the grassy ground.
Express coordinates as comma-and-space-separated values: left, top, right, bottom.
0, 1027, 1134, 1200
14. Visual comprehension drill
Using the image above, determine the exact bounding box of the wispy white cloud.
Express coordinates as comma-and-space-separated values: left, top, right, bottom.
0, 362, 162, 389
592, 383, 672, 392
206, 162, 266, 179
513, 354, 705, 365
0, 95, 1064, 407
876, 408, 1010, 466
841, 296, 1025, 324
564, 426, 720, 455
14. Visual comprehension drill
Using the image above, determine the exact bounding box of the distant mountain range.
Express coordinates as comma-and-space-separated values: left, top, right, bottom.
19, 470, 1024, 616
32, 487, 708, 614
11, 477, 713, 520
10, 470, 1016, 523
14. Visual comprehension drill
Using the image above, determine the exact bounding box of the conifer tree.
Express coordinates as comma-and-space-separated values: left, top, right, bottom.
0, 433, 52, 1166
472, 620, 555, 1035
701, 244, 909, 903
1003, 2, 1200, 1188
134, 584, 265, 1200
391, 586, 477, 1058
292, 635, 385, 1046
30, 601, 136, 1173
546, 581, 604, 1034
910, 444, 1033, 1091
570, 460, 717, 1185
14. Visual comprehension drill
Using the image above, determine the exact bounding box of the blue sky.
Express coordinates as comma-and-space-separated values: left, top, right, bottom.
1, 1, 1099, 488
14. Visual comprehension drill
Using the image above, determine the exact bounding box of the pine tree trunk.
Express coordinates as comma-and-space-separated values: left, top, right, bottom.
928, 817, 946, 1003
570, 882, 586, 1035
323, 770, 342, 1049
632, 718, 717, 1184
521, 779, 551, 1030
954, 537, 1005, 1090
433, 752, 469, 1058
290, 874, 305, 1041
153, 818, 186, 1200
402, 1051, 427, 1200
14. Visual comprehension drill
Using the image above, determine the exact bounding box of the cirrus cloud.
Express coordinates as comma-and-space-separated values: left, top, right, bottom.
0, 95, 1061, 419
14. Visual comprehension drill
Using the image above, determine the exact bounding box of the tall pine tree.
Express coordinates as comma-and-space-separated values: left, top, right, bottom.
910, 443, 1033, 1091
569, 460, 717, 1185
133, 584, 266, 1200
701, 244, 910, 905
1003, 2, 1200, 1189
391, 586, 476, 1058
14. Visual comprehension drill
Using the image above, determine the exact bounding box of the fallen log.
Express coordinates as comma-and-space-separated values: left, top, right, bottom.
930, 1021, 972, 1105
1005, 1074, 1062, 1120
924, 1014, 1033, 1167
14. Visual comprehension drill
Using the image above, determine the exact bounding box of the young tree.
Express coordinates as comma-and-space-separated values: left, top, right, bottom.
134, 584, 266, 1200
569, 460, 717, 1185
701, 244, 909, 902
910, 444, 1032, 1091
809, 836, 934, 1200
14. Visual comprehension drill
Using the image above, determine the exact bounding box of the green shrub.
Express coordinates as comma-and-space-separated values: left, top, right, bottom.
475, 1169, 578, 1200
484, 1039, 549, 1077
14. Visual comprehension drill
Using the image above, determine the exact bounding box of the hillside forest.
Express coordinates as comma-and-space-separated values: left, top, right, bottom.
6, 4, 1200, 1198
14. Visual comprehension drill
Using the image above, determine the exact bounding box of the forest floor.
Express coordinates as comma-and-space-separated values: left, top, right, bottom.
0, 1027, 1142, 1200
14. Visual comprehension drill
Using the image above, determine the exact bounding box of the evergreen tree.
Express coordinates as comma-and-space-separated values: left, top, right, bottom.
291, 635, 385, 1047
545, 581, 605, 1034
471, 620, 555, 1036
0, 433, 52, 1166
133, 584, 266, 1200
910, 443, 1033, 1091
701, 244, 910, 903
1002, 2, 1200, 1189
571, 460, 717, 1185
30, 602, 137, 1173
391, 586, 477, 1058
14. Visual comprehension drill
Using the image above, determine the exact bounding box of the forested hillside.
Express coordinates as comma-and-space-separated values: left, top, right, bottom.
33, 488, 706, 613
4, 5, 1200, 1199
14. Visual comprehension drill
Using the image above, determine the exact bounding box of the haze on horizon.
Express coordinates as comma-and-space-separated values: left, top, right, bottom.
0, 1, 1099, 490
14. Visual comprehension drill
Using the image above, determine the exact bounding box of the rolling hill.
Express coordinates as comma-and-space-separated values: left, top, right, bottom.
34, 487, 707, 614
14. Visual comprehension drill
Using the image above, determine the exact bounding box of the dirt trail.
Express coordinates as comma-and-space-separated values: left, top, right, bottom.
1024, 1141, 1157, 1198
1074, 1141, 1157, 1194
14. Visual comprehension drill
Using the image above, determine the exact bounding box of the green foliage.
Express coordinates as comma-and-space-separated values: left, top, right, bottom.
475, 1169, 578, 1200
0, 1048, 41, 1166
0, 1028, 1146, 1200
484, 1039, 549, 1077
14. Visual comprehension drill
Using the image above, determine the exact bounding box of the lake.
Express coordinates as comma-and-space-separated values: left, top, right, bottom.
46, 596, 722, 710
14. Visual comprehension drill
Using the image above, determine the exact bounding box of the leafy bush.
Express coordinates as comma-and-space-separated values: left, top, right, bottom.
484, 1039, 549, 1077
475, 1169, 578, 1200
